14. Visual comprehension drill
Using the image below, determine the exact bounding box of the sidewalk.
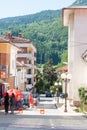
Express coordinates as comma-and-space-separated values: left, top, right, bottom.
0, 98, 84, 116
17, 98, 84, 116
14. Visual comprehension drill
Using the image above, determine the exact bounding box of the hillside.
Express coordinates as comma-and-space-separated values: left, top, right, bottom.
0, 10, 62, 29
71, 0, 87, 6
0, 0, 86, 65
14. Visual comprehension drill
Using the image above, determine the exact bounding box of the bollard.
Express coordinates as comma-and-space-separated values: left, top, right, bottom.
18, 108, 23, 114
40, 108, 45, 114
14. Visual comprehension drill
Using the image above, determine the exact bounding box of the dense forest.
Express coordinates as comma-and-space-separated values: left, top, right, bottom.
0, 0, 86, 65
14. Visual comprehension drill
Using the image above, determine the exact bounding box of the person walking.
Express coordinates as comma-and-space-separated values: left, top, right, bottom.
10, 93, 15, 114
4, 92, 9, 114
29, 93, 34, 109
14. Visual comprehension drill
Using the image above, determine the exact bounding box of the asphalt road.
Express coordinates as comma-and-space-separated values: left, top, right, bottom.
0, 95, 87, 130
0, 114, 87, 130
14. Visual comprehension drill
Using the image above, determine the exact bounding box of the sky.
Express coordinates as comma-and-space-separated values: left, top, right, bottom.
0, 0, 76, 19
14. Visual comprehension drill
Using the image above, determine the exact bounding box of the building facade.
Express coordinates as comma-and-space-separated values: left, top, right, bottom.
0, 38, 19, 97
5, 32, 37, 91
62, 7, 87, 104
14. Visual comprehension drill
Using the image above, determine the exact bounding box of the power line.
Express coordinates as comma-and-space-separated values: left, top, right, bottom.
68, 40, 87, 47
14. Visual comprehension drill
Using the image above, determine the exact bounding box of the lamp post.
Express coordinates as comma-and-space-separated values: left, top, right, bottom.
54, 82, 59, 108
61, 73, 72, 112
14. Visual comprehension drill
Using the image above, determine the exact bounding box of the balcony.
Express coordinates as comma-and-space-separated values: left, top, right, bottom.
26, 84, 33, 89
24, 64, 33, 68
26, 74, 33, 78
17, 53, 33, 58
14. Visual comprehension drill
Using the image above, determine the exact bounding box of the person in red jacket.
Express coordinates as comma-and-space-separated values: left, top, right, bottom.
29, 94, 34, 109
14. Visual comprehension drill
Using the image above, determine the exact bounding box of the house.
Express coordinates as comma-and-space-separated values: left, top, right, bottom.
62, 7, 87, 105
0, 38, 19, 98
5, 32, 37, 92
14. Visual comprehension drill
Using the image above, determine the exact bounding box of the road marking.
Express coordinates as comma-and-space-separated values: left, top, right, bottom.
49, 119, 55, 129
51, 126, 55, 129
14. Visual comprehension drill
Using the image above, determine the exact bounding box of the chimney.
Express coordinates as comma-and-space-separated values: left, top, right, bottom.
7, 32, 12, 39
18, 33, 22, 38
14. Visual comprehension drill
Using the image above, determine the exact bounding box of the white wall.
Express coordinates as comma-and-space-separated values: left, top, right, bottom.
68, 9, 87, 101
10, 47, 17, 76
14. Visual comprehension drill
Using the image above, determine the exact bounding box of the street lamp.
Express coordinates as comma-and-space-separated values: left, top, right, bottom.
61, 73, 72, 112
54, 82, 59, 108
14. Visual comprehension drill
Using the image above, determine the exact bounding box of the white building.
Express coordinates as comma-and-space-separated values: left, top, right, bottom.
5, 32, 37, 91
62, 7, 87, 104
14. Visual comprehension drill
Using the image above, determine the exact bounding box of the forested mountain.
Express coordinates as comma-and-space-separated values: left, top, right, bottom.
71, 0, 87, 6
0, 10, 62, 29
0, 0, 86, 65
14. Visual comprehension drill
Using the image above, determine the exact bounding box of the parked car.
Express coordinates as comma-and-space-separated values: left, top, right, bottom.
22, 92, 30, 107
46, 91, 52, 97
59, 93, 68, 98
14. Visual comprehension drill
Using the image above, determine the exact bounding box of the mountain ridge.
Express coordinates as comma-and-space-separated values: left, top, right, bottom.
71, 0, 87, 6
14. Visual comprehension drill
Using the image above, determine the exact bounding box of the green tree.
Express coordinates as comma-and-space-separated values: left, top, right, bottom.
50, 85, 56, 96
61, 50, 68, 63
78, 87, 87, 105
43, 60, 57, 90
35, 69, 44, 93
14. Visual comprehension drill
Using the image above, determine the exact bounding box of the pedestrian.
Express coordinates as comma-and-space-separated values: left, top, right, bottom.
10, 93, 15, 114
29, 93, 34, 109
4, 92, 9, 114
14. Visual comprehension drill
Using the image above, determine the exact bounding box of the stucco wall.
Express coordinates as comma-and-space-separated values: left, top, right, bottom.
68, 9, 87, 101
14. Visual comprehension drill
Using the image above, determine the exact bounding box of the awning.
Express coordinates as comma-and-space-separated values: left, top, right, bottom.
0, 79, 9, 85
0, 79, 5, 83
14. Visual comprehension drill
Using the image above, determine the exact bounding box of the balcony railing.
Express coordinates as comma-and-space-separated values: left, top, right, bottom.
26, 74, 33, 78
17, 53, 33, 58
26, 84, 33, 89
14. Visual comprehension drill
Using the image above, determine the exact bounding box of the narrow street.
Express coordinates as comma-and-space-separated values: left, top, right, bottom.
0, 95, 87, 130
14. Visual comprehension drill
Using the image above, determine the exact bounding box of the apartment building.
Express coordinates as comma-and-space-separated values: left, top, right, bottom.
5, 32, 37, 91
0, 38, 19, 98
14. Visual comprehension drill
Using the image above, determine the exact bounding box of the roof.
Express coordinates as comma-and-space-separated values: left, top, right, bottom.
0, 37, 21, 51
57, 65, 68, 72
5, 32, 32, 43
4, 32, 36, 52
62, 6, 87, 26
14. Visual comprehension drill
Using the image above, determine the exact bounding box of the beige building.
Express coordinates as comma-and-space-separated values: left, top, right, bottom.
0, 38, 19, 97
62, 7, 87, 104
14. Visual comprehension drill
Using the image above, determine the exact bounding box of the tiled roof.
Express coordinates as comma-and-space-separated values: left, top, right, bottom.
57, 65, 68, 72
5, 32, 32, 43
8, 36, 31, 43
0, 37, 21, 51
